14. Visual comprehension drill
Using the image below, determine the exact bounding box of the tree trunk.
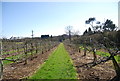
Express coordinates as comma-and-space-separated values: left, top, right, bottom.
84, 49, 86, 56
93, 48, 97, 63
79, 48, 81, 53
69, 30, 71, 43
83, 46, 87, 56
111, 55, 120, 79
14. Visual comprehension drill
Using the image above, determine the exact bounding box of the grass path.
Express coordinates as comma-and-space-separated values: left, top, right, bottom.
29, 43, 77, 79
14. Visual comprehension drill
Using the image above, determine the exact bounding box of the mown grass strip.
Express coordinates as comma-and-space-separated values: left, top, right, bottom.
29, 43, 77, 79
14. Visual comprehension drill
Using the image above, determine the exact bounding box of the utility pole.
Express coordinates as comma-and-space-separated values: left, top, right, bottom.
31, 30, 34, 38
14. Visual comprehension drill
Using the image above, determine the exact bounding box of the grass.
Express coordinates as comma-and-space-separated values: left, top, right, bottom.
96, 51, 120, 63
3, 60, 14, 64
96, 51, 110, 57
80, 45, 120, 63
3, 54, 23, 65
29, 43, 77, 79
79, 46, 84, 50
115, 55, 120, 63
3, 48, 24, 55
3, 50, 37, 65
3, 46, 47, 65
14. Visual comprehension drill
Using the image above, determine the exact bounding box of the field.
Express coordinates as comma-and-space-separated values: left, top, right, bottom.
0, 34, 120, 81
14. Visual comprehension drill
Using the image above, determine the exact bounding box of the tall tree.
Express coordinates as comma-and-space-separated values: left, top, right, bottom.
103, 19, 116, 31
88, 27, 92, 32
85, 17, 96, 31
85, 17, 101, 32
88, 27, 93, 35
83, 29, 88, 35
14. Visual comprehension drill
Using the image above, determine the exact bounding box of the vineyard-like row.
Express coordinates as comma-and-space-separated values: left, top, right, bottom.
2, 39, 59, 64
0, 32, 120, 80
0, 38, 59, 79
63, 33, 120, 80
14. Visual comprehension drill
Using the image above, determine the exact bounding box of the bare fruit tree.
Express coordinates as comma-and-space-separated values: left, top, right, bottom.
65, 25, 73, 43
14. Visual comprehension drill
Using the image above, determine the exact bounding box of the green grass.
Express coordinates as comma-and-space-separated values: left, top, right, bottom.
3, 54, 23, 65
96, 51, 120, 63
3, 48, 24, 55
79, 46, 84, 50
3, 60, 14, 64
114, 55, 120, 63
3, 50, 36, 65
3, 50, 17, 55
29, 43, 77, 79
3, 48, 41, 65
80, 45, 120, 63
96, 51, 110, 57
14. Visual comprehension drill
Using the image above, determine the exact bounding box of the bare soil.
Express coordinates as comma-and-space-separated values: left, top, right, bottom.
3, 46, 57, 79
65, 45, 116, 80
3, 44, 117, 80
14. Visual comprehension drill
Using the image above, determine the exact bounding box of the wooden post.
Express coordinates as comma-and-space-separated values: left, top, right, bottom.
24, 42, 28, 65
31, 43, 34, 60
17, 44, 19, 54
93, 48, 97, 63
79, 48, 81, 53
0, 41, 3, 80
35, 43, 38, 54
0, 58, 3, 80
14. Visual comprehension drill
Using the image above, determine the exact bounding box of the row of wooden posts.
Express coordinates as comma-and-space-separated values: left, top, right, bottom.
66, 42, 120, 81
0, 40, 59, 80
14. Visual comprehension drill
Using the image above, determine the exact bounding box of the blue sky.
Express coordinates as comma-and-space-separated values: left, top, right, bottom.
1, 1, 118, 38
